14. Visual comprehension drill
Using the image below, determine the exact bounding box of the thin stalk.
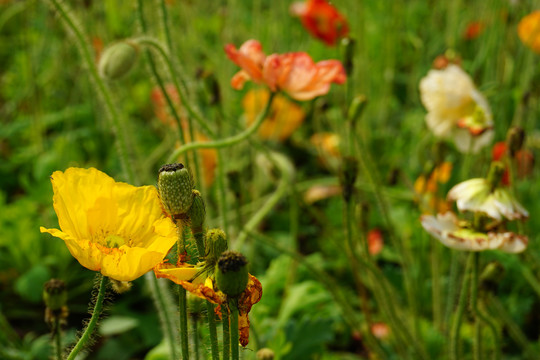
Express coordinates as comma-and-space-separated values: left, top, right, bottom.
206, 302, 220, 360
229, 301, 240, 360
449, 253, 473, 360
470, 253, 482, 360
223, 306, 231, 360
178, 223, 190, 359
166, 94, 275, 163
134, 36, 214, 136
66, 276, 107, 360
53, 318, 62, 360
216, 150, 230, 235
193, 314, 200, 360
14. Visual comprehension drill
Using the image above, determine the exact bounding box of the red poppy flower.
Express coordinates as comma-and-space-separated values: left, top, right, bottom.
225, 40, 346, 101
290, 0, 349, 46
463, 21, 485, 40
491, 142, 534, 186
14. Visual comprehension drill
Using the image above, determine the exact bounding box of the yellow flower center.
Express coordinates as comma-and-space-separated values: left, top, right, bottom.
104, 234, 126, 248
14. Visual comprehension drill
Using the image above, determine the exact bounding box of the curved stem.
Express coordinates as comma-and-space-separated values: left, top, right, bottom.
166, 93, 275, 163
449, 253, 473, 360
47, 0, 137, 183
66, 276, 107, 360
135, 36, 214, 136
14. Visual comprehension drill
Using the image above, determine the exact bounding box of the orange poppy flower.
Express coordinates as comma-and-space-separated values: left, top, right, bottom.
290, 0, 349, 46
225, 40, 346, 101
518, 10, 540, 53
492, 141, 534, 186
463, 21, 485, 40
367, 229, 384, 256
154, 262, 262, 347
242, 89, 305, 141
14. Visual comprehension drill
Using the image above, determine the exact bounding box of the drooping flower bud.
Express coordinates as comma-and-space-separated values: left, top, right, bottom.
506, 127, 525, 157
342, 37, 356, 76
98, 41, 139, 80
158, 163, 194, 220
216, 250, 249, 297
347, 95, 367, 124
43, 279, 67, 311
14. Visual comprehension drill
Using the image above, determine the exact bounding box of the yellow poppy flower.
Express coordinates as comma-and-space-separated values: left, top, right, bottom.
40, 168, 177, 281
242, 88, 305, 141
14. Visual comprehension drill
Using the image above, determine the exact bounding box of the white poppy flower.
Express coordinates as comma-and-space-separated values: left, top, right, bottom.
419, 65, 493, 153
447, 178, 529, 221
421, 212, 527, 253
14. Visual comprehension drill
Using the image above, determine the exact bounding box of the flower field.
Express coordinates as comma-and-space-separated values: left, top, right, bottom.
1, 1, 539, 359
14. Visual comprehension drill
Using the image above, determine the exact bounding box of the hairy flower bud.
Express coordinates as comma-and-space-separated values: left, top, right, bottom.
158, 163, 194, 220
43, 279, 67, 311
98, 41, 139, 80
110, 279, 132, 294
216, 250, 249, 297
187, 190, 206, 233
206, 228, 228, 262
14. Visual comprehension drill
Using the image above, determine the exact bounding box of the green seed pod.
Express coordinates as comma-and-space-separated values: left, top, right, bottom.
256, 348, 275, 360
187, 190, 206, 233
205, 228, 228, 263
43, 279, 67, 311
215, 250, 248, 297
158, 163, 194, 219
98, 41, 139, 80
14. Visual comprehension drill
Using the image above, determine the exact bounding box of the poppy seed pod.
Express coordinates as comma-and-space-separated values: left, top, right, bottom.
215, 250, 248, 297
158, 163, 194, 220
43, 279, 67, 311
98, 41, 139, 80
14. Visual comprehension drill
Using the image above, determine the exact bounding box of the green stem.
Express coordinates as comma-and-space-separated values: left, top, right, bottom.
223, 306, 230, 360
206, 302, 220, 360
53, 318, 62, 360
235, 151, 293, 250
193, 231, 205, 260
193, 313, 200, 360
47, 0, 137, 184
470, 253, 482, 360
166, 93, 275, 163
146, 273, 179, 360
66, 276, 107, 360
134, 36, 214, 136
229, 301, 239, 360
449, 253, 473, 360
178, 223, 190, 359
216, 150, 230, 235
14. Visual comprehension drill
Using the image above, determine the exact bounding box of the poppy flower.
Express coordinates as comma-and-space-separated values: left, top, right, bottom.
421, 212, 527, 253
367, 229, 384, 256
419, 64, 493, 153
225, 40, 346, 101
447, 178, 528, 221
40, 168, 177, 281
518, 10, 540, 53
290, 0, 349, 46
492, 141, 534, 185
154, 262, 262, 347
242, 88, 305, 141
463, 21, 485, 40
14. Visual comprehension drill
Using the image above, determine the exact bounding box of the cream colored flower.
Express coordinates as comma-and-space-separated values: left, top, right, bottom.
419, 65, 493, 153
447, 178, 528, 221
421, 212, 527, 253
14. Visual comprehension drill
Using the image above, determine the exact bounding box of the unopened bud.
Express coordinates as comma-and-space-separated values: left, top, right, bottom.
187, 190, 206, 233
98, 41, 139, 80
216, 250, 248, 297
256, 348, 275, 360
158, 163, 194, 220
506, 127, 525, 157
43, 279, 67, 311
206, 229, 228, 262
341, 37, 356, 76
